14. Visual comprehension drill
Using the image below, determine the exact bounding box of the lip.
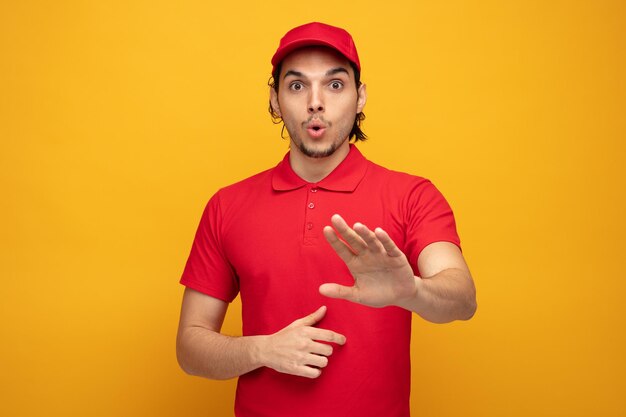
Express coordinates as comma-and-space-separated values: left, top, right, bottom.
306, 120, 327, 138
307, 126, 326, 138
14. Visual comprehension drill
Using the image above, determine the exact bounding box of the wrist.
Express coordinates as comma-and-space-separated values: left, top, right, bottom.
395, 276, 422, 310
247, 335, 268, 369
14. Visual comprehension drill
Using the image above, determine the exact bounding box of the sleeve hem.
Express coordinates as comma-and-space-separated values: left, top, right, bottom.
179, 277, 237, 303
411, 238, 462, 273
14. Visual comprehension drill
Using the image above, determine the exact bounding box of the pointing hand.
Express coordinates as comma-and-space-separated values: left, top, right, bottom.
258, 306, 346, 378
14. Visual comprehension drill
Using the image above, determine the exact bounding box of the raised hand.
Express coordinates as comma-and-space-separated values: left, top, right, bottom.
319, 214, 418, 308
257, 306, 346, 379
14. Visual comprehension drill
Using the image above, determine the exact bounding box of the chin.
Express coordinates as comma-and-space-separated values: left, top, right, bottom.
303, 148, 335, 159
298, 141, 340, 159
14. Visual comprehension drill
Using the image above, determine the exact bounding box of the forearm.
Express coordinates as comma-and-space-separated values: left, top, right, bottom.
176, 326, 265, 380
397, 268, 477, 324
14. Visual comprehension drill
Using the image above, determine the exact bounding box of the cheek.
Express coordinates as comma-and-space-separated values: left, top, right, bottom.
335, 96, 359, 117
277, 95, 303, 117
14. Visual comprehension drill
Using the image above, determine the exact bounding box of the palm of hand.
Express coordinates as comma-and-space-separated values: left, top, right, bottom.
320, 214, 417, 308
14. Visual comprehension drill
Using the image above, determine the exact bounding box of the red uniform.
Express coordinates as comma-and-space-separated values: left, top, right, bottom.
181, 145, 460, 417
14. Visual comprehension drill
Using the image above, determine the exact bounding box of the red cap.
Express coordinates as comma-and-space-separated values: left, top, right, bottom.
271, 22, 361, 74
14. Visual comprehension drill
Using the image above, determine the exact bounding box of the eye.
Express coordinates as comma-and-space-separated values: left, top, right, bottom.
289, 82, 304, 91
330, 81, 343, 90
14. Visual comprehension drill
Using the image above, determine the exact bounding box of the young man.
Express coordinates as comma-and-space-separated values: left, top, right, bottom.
177, 22, 476, 417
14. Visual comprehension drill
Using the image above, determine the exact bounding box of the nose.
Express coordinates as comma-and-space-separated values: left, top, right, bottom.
308, 86, 324, 114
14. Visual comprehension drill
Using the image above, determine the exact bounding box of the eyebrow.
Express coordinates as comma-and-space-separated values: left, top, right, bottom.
325, 67, 349, 77
282, 67, 350, 79
283, 70, 303, 79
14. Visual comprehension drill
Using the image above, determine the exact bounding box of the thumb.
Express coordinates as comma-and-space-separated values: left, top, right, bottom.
291, 305, 327, 328
319, 283, 358, 303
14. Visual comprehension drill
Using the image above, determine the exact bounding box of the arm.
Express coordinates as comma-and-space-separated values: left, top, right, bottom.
403, 241, 476, 323
176, 287, 346, 380
319, 214, 476, 323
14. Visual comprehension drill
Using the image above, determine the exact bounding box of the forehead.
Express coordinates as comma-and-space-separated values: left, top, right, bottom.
279, 46, 353, 78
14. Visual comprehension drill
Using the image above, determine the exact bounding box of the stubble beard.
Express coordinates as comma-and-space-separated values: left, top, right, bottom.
285, 118, 353, 159
294, 135, 346, 159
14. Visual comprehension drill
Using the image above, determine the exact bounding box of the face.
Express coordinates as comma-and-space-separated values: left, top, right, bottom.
270, 47, 367, 159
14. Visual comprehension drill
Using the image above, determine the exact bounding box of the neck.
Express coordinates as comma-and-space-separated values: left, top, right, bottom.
289, 141, 351, 183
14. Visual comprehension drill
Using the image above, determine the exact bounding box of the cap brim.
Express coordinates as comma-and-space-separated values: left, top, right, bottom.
271, 38, 353, 69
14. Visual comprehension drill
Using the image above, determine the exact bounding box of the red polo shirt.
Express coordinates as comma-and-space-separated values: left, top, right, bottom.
181, 145, 460, 417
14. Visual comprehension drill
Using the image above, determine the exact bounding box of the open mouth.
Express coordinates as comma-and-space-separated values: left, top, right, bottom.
307, 120, 326, 130
307, 124, 326, 138
306, 119, 327, 137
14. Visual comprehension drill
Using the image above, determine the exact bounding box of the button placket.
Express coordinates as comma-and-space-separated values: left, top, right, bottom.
303, 186, 319, 243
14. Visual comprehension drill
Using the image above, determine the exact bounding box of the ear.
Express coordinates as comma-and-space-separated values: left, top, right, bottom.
356, 83, 367, 113
270, 88, 281, 117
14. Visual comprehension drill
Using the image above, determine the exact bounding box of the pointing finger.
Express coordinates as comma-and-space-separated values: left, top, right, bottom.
307, 327, 347, 345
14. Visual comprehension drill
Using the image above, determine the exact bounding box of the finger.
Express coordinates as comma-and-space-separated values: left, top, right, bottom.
330, 214, 368, 252
305, 353, 330, 369
306, 327, 347, 345
353, 222, 385, 253
319, 282, 360, 304
291, 305, 326, 328
309, 341, 334, 357
323, 225, 357, 263
293, 365, 322, 379
374, 227, 404, 257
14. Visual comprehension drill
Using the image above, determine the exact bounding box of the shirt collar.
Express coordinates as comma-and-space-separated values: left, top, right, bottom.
272, 144, 369, 192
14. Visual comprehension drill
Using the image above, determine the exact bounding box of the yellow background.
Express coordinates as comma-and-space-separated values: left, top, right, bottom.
1, 1, 624, 416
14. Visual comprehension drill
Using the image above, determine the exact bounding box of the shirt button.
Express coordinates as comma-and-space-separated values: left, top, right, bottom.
311, 188, 318, 193
307, 222, 313, 230
308, 202, 315, 209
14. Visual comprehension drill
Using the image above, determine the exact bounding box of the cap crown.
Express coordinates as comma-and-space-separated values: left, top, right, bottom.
271, 22, 360, 74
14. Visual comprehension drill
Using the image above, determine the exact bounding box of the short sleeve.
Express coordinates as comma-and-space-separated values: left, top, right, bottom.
180, 192, 239, 302
403, 180, 461, 275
